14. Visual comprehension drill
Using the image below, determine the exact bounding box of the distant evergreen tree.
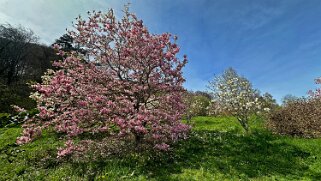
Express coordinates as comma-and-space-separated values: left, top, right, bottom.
53, 34, 86, 55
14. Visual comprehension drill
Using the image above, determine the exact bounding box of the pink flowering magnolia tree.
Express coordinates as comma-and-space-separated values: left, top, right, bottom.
16, 7, 190, 157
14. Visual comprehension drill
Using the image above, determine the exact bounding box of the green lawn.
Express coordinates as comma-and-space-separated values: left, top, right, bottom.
1, 116, 321, 180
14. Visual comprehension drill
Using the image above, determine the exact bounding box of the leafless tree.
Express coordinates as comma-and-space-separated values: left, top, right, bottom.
0, 24, 38, 85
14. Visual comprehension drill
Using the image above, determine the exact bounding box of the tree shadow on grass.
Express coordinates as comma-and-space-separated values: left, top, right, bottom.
142, 130, 319, 180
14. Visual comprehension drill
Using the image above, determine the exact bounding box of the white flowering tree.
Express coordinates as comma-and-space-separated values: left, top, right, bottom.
208, 68, 262, 133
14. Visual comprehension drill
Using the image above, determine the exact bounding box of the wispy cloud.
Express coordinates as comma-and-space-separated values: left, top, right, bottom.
0, 0, 128, 44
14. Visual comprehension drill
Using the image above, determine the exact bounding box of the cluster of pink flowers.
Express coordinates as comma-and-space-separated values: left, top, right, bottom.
16, 7, 190, 157
16, 127, 41, 145
57, 140, 75, 158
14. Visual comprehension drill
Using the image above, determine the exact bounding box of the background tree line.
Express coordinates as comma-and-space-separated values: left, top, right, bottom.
0, 24, 79, 113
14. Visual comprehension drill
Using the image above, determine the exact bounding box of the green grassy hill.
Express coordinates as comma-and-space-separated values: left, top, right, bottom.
1, 116, 321, 180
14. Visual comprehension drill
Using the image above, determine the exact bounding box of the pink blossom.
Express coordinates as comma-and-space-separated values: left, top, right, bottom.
165, 52, 172, 60
100, 107, 110, 114
56, 50, 65, 56
38, 107, 48, 118
154, 143, 170, 151
52, 44, 60, 50
134, 126, 147, 134
16, 136, 31, 145
78, 100, 88, 107
57, 140, 74, 158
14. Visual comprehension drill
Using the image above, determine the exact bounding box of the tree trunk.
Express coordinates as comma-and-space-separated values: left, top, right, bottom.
135, 134, 143, 152
187, 114, 192, 125
237, 117, 250, 134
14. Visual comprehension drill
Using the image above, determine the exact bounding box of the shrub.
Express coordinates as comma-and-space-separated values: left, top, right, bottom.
0, 83, 36, 113
183, 91, 211, 120
268, 98, 321, 137
0, 113, 11, 128
0, 108, 39, 128
16, 7, 190, 158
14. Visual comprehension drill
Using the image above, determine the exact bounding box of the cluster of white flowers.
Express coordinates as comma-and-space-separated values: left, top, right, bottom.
263, 107, 271, 112
40, 69, 55, 84
216, 79, 260, 114
29, 92, 42, 102
208, 68, 267, 131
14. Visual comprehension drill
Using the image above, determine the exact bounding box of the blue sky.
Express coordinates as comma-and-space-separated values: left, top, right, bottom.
1, 0, 321, 102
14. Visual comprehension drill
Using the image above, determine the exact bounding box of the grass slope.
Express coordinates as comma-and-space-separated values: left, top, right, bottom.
1, 116, 321, 180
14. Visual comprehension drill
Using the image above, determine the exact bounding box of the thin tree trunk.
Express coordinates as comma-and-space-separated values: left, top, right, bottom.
237, 117, 250, 134
187, 114, 192, 125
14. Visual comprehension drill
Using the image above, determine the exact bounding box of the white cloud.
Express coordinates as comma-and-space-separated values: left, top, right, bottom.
0, 0, 129, 44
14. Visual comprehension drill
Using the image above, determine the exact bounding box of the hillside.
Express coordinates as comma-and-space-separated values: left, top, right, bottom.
1, 116, 321, 180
